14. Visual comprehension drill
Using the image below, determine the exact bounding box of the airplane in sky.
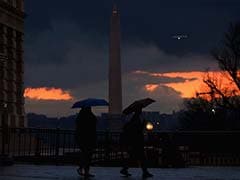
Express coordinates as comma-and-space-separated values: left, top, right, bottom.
172, 34, 188, 40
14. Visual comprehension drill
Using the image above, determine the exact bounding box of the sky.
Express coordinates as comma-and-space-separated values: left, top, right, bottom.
24, 0, 240, 117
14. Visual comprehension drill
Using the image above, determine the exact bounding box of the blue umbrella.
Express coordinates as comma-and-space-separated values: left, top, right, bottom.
71, 98, 109, 108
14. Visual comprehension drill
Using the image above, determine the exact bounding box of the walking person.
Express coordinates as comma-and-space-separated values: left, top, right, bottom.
120, 108, 153, 178
75, 107, 97, 178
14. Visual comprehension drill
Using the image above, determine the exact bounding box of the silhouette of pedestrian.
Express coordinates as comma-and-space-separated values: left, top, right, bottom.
120, 108, 153, 178
75, 107, 97, 178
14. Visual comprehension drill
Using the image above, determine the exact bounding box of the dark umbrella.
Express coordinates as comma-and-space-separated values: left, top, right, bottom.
71, 98, 109, 108
123, 98, 155, 115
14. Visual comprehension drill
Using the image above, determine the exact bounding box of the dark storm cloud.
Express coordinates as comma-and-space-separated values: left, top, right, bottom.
25, 0, 240, 56
122, 73, 183, 113
24, 19, 216, 89
24, 0, 240, 115
127, 70, 196, 85
25, 20, 108, 88
122, 43, 217, 73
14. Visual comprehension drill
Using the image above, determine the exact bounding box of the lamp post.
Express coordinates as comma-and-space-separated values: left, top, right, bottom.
146, 122, 154, 131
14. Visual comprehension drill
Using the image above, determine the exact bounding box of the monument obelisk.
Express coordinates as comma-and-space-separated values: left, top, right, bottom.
106, 4, 123, 131
109, 4, 122, 115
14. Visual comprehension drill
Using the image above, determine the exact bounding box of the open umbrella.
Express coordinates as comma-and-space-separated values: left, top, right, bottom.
123, 98, 155, 115
71, 98, 109, 108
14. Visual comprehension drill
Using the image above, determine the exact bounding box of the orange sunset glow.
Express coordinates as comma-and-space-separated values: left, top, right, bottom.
24, 87, 73, 100
136, 71, 239, 98
160, 71, 206, 98
145, 84, 159, 92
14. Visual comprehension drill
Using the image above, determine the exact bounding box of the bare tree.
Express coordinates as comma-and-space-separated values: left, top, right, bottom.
213, 23, 240, 89
180, 23, 240, 130
216, 22, 240, 90
200, 22, 240, 108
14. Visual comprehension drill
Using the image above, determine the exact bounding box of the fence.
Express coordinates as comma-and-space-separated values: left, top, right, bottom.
1, 127, 240, 166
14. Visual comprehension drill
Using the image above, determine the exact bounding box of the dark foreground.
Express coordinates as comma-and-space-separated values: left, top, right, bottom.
0, 165, 240, 180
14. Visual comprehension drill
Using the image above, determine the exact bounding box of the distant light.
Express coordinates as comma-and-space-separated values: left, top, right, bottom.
211, 109, 216, 114
172, 35, 188, 40
146, 122, 154, 131
113, 10, 117, 14
3, 103, 7, 108
157, 122, 160, 125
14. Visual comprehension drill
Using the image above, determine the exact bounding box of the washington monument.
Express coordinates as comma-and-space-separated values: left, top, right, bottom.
109, 5, 122, 115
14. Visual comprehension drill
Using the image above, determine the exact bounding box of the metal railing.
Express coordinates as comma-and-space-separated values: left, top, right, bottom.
1, 128, 240, 166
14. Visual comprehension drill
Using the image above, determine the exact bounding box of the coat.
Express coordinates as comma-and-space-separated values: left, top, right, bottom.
75, 109, 97, 149
121, 113, 146, 148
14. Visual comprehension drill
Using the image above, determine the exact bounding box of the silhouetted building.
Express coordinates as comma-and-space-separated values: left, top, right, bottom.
0, 0, 25, 127
99, 113, 125, 131
142, 111, 180, 131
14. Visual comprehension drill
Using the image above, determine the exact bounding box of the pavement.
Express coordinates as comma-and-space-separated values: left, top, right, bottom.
0, 165, 240, 180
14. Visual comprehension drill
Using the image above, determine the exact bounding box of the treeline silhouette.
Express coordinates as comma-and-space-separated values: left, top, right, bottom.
27, 113, 109, 130
27, 113, 77, 129
179, 98, 240, 130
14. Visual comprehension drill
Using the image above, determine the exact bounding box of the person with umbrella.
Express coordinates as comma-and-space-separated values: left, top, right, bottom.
120, 98, 155, 178
72, 98, 108, 178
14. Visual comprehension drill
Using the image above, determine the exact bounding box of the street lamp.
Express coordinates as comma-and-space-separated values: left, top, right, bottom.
211, 108, 216, 114
146, 122, 154, 131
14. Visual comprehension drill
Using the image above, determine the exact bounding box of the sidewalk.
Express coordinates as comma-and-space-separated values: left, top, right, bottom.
0, 165, 240, 180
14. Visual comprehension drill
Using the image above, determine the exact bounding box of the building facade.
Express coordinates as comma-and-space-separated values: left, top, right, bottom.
0, 0, 25, 127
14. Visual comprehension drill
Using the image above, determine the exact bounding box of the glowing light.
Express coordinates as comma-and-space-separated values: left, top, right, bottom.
145, 84, 159, 92
134, 70, 149, 75
172, 35, 188, 40
146, 122, 154, 131
212, 109, 216, 114
134, 70, 240, 98
164, 79, 200, 98
24, 87, 73, 101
